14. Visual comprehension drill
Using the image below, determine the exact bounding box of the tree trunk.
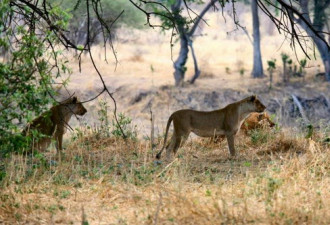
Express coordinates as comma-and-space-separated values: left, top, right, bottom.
173, 32, 189, 86
314, 36, 330, 81
304, 32, 330, 81
251, 0, 264, 78
189, 39, 201, 84
171, 0, 187, 86
282, 60, 287, 83
188, 0, 216, 84
312, 0, 330, 81
295, 0, 330, 81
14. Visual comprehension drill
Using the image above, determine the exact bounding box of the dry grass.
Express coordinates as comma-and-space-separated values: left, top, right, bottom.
1, 127, 329, 224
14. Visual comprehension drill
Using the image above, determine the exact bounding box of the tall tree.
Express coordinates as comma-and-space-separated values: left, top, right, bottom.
285, 0, 330, 81
251, 0, 264, 78
171, 0, 217, 86
129, 0, 218, 86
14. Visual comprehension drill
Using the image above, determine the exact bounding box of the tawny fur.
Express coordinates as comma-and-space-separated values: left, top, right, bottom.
211, 112, 275, 143
156, 95, 266, 159
240, 112, 275, 133
23, 96, 87, 152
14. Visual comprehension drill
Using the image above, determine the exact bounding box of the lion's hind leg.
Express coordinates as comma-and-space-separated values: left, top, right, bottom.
167, 131, 189, 160
165, 134, 187, 160
165, 134, 177, 160
173, 135, 188, 155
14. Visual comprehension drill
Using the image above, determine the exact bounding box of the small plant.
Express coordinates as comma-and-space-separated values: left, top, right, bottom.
236, 60, 245, 76
267, 59, 276, 90
281, 53, 290, 83
239, 68, 245, 76
280, 54, 306, 82
225, 67, 231, 74
60, 190, 71, 199
298, 58, 307, 79
48, 204, 58, 214
281, 53, 289, 62
112, 113, 137, 140
292, 59, 307, 78
305, 124, 314, 139
97, 98, 111, 137
265, 177, 283, 208
71, 127, 84, 142
250, 129, 270, 145
287, 58, 293, 81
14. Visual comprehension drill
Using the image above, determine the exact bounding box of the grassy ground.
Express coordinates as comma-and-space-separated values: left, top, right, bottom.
0, 126, 329, 224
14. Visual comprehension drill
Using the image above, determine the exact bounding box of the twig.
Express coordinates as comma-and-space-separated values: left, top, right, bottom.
150, 106, 155, 151
81, 206, 88, 225
86, 0, 127, 139
153, 192, 162, 225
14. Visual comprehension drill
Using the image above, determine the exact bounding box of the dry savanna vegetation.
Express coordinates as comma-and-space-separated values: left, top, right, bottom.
0, 125, 329, 224
1, 3, 330, 225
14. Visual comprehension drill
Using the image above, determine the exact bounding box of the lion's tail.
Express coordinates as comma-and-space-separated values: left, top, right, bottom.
156, 115, 173, 159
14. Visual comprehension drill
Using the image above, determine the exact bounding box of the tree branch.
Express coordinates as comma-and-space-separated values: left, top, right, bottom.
188, 0, 217, 37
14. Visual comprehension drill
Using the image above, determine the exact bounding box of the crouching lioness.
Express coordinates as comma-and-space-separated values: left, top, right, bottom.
240, 112, 275, 134
156, 95, 266, 159
23, 96, 87, 152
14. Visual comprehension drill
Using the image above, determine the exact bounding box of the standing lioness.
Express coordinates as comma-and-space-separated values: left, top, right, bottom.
156, 95, 266, 159
23, 96, 87, 152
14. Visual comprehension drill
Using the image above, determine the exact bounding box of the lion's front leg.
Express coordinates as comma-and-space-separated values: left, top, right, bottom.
55, 129, 64, 153
226, 134, 236, 156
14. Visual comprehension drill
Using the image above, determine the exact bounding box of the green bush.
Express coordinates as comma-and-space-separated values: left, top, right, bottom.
102, 0, 145, 29
250, 129, 270, 145
0, 1, 69, 156
112, 113, 137, 140
50, 0, 145, 45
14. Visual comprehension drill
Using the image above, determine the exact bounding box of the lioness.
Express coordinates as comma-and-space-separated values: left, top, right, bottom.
241, 112, 275, 133
156, 95, 266, 159
211, 112, 275, 143
23, 96, 87, 152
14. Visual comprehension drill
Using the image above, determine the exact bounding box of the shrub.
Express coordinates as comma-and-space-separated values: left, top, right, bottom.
112, 113, 137, 140
250, 129, 271, 145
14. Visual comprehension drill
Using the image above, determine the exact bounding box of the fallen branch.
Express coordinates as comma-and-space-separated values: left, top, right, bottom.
291, 94, 309, 123
320, 93, 330, 108
157, 158, 178, 178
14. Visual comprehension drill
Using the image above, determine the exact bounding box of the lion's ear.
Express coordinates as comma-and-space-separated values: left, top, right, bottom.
250, 95, 256, 102
72, 96, 77, 103
258, 113, 264, 120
